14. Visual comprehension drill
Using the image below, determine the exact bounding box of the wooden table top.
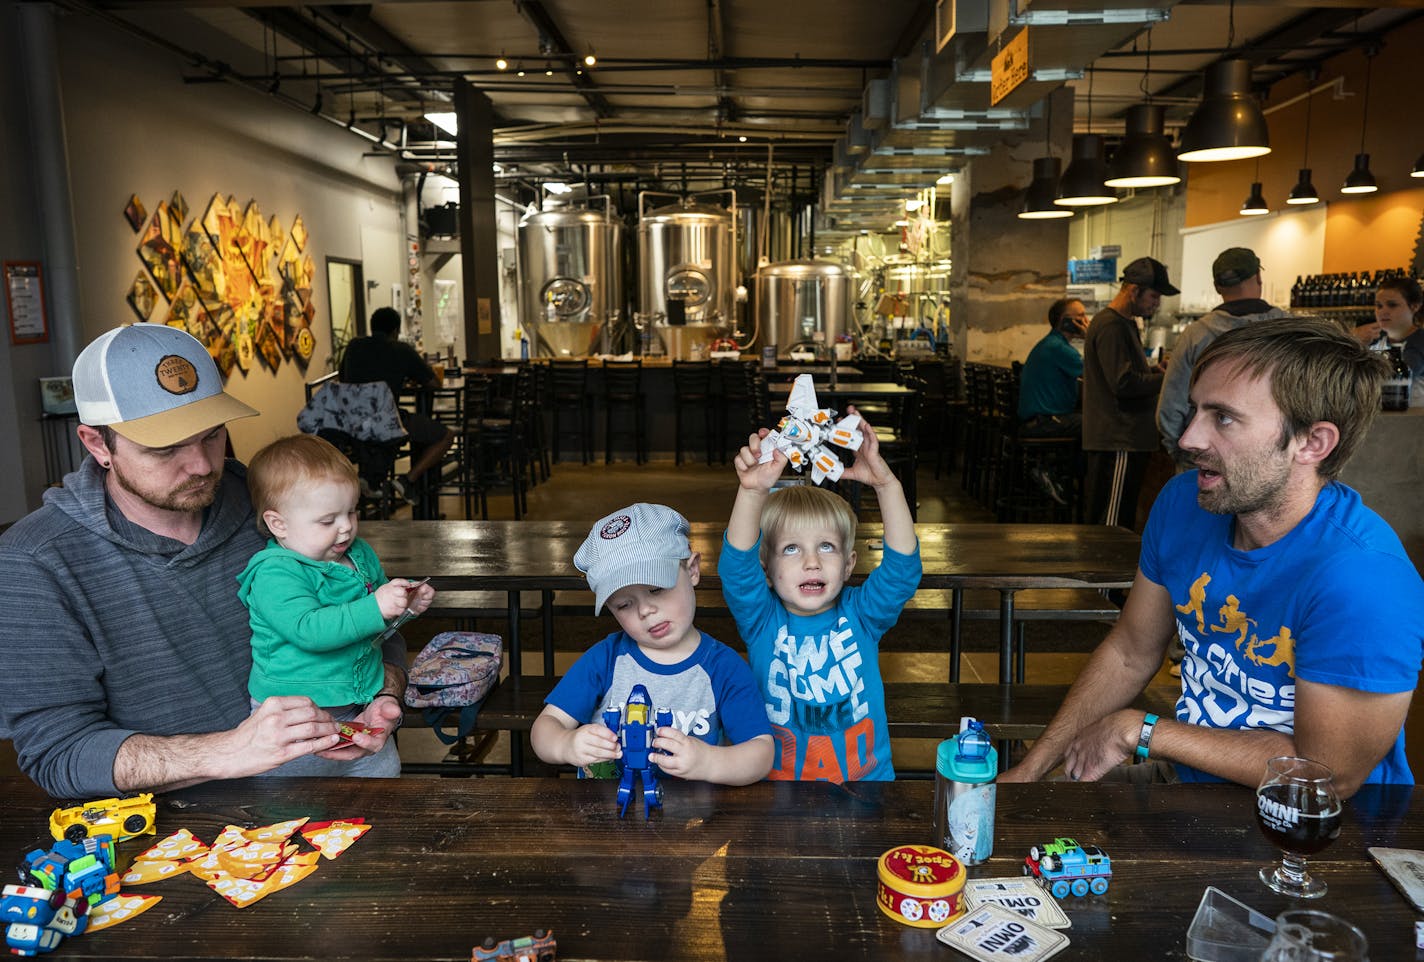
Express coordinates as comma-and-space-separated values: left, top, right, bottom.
361, 520, 1140, 592
9, 777, 1415, 961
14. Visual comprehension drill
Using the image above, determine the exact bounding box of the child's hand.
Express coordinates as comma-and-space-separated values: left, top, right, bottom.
373, 580, 412, 619
565, 723, 622, 769
734, 428, 787, 493
405, 579, 435, 615
838, 406, 897, 488
652, 725, 710, 780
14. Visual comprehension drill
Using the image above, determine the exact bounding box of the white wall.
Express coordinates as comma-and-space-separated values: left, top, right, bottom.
56, 13, 403, 461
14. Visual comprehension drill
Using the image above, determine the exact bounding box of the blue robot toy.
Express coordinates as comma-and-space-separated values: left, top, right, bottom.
602, 684, 672, 819
1, 885, 88, 956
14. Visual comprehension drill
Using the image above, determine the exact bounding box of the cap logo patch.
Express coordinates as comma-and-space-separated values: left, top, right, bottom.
600, 514, 632, 539
155, 354, 199, 396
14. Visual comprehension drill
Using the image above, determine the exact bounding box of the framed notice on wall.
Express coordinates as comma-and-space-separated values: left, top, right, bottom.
5, 261, 49, 345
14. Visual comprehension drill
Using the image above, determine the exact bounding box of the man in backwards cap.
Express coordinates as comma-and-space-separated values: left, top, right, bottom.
1081, 256, 1174, 530
0, 324, 408, 798
1157, 247, 1291, 468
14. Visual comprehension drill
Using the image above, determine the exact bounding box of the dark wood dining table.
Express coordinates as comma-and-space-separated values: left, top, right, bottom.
8, 776, 1416, 960
362, 521, 1141, 686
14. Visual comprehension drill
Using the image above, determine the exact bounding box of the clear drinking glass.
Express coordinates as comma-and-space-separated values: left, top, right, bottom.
1259, 909, 1369, 961
1255, 756, 1342, 899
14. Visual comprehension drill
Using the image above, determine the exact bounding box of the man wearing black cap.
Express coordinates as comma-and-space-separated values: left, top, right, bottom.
1157, 248, 1291, 468
1081, 256, 1173, 528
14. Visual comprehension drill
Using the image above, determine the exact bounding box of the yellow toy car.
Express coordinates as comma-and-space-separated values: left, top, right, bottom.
48, 793, 156, 844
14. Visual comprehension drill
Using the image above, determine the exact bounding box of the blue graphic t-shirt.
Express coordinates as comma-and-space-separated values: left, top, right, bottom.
546, 630, 771, 750
1141, 472, 1424, 786
719, 534, 922, 782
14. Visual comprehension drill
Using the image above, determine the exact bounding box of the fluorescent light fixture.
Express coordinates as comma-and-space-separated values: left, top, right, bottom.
426, 112, 458, 136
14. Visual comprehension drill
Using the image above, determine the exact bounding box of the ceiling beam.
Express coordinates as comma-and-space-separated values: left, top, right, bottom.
512, 0, 614, 119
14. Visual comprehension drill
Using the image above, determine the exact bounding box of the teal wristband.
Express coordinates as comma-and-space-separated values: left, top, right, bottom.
1135, 713, 1159, 760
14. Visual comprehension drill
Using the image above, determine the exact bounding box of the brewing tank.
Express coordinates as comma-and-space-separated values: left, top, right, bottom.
755, 259, 856, 357
516, 203, 623, 357
637, 191, 737, 358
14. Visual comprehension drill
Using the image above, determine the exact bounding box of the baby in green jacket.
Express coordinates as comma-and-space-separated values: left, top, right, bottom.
238, 434, 434, 776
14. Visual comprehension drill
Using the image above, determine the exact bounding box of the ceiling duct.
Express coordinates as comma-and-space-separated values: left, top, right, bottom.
863, 78, 892, 130
821, 0, 1183, 228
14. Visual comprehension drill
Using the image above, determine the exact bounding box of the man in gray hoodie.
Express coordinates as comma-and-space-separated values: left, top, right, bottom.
0, 324, 408, 798
1157, 247, 1291, 468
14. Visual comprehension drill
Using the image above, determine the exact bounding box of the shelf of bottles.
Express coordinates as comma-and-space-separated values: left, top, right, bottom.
1290, 268, 1418, 326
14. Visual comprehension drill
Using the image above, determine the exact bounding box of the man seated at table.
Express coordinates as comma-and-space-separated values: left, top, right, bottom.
1018, 297, 1089, 504
1001, 317, 1424, 798
0, 323, 407, 799
339, 306, 453, 492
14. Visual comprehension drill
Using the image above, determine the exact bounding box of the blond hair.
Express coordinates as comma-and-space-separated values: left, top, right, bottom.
247, 434, 359, 535
757, 484, 857, 570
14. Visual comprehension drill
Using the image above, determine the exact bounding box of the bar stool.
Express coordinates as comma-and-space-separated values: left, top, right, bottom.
602, 359, 646, 464
671, 360, 715, 466
714, 358, 760, 462
548, 359, 592, 464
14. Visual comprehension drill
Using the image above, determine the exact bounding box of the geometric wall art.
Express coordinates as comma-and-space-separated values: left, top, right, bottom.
123, 189, 317, 377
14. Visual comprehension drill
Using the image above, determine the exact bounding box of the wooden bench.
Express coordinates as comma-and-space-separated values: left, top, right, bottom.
422, 586, 1120, 683
414, 675, 1177, 778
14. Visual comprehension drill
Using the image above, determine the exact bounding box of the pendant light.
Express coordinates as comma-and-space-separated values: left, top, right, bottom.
1240, 183, 1269, 216
1019, 96, 1073, 219
1106, 33, 1180, 189
1178, 60, 1270, 162
1286, 74, 1320, 204
1020, 157, 1073, 219
1411, 153, 1424, 179
1340, 46, 1378, 194
1056, 69, 1118, 207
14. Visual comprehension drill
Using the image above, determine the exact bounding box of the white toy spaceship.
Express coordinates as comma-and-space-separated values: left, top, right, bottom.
758, 374, 864, 484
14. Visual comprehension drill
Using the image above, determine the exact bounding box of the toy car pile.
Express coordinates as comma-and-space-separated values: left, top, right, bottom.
4, 793, 162, 955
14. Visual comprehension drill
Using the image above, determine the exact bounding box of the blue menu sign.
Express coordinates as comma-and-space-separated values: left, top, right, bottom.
1068, 258, 1117, 285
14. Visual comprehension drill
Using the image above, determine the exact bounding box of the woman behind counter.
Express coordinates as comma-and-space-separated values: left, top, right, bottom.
1375, 275, 1424, 406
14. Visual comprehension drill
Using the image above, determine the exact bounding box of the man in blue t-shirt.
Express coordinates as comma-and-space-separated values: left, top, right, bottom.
1003, 317, 1424, 797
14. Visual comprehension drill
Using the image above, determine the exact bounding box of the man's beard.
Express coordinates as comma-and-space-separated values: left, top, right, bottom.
111, 464, 221, 512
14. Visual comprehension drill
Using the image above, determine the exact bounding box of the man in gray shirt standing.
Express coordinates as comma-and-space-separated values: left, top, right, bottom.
1082, 257, 1172, 529
0, 323, 408, 798
1157, 247, 1291, 468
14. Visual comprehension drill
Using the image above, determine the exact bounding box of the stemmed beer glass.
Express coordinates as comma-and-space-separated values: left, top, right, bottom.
1256, 756, 1342, 899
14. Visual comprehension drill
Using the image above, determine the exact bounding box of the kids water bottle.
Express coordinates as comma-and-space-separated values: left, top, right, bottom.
933, 718, 997, 865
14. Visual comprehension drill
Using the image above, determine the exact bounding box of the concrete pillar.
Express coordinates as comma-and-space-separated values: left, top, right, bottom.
949, 86, 1073, 366
454, 82, 501, 360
